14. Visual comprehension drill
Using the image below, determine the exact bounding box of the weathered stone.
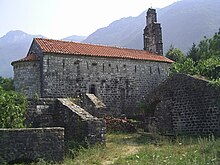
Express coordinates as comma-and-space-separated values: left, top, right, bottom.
143, 8, 163, 55
0, 127, 64, 164
82, 93, 108, 117
146, 74, 220, 136
25, 98, 106, 146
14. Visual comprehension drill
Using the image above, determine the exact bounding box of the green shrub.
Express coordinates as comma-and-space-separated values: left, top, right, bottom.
0, 86, 27, 128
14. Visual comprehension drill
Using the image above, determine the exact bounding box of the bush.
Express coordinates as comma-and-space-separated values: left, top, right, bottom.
0, 84, 27, 128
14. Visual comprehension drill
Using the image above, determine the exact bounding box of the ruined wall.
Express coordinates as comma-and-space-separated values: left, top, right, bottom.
55, 98, 106, 145
41, 54, 170, 117
0, 127, 64, 164
13, 61, 41, 98
146, 74, 220, 136
82, 93, 108, 118
143, 8, 163, 55
26, 98, 106, 145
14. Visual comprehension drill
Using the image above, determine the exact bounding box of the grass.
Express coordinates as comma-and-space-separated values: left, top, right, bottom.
61, 132, 220, 165
114, 134, 220, 165
16, 132, 220, 165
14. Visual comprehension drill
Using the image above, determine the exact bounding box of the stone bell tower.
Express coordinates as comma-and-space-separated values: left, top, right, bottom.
143, 8, 163, 55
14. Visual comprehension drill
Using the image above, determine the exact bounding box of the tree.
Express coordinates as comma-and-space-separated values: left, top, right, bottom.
187, 43, 199, 62
170, 29, 220, 85
170, 58, 197, 75
165, 45, 185, 62
197, 57, 220, 80
0, 78, 27, 128
188, 29, 220, 62
0, 76, 14, 91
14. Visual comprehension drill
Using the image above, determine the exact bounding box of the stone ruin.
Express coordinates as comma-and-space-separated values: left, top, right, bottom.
145, 74, 220, 137
0, 95, 106, 163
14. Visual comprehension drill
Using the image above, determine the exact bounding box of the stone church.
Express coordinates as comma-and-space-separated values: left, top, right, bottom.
12, 8, 172, 117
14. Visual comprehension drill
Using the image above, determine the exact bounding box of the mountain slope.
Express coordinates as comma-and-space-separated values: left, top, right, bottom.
0, 30, 44, 77
62, 35, 87, 42
84, 0, 220, 53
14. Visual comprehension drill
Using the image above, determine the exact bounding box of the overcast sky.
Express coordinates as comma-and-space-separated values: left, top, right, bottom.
0, 0, 178, 39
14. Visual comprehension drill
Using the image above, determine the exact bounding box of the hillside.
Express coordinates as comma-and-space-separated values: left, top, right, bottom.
84, 0, 220, 53
0, 32, 87, 77
1, 0, 220, 77
0, 31, 44, 77
62, 35, 87, 42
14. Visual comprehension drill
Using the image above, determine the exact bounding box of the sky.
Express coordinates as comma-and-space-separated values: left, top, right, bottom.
0, 0, 178, 39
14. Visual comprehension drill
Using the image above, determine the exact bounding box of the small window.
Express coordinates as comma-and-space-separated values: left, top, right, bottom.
134, 65, 137, 73
47, 59, 49, 66
86, 61, 89, 69
158, 67, 160, 75
109, 64, 111, 67
62, 59, 65, 68
102, 63, 105, 72
92, 62, 97, 66
89, 84, 96, 95
150, 67, 152, 74
74, 60, 80, 64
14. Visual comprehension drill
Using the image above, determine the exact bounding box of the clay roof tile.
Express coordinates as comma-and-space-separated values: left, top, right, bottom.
34, 38, 173, 63
11, 54, 39, 65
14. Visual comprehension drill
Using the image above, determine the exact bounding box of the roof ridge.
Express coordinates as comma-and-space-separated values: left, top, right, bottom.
33, 38, 173, 63
34, 38, 151, 53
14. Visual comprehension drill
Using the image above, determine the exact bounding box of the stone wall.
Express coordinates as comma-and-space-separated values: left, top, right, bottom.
13, 61, 41, 98
25, 98, 56, 127
55, 98, 106, 145
146, 74, 220, 136
40, 53, 170, 117
0, 127, 64, 164
82, 93, 108, 118
26, 98, 106, 145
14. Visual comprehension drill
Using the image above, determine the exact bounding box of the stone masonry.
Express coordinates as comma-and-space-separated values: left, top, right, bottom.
55, 98, 106, 145
82, 93, 108, 118
13, 52, 171, 117
145, 74, 220, 136
11, 8, 172, 118
0, 127, 64, 164
26, 98, 106, 146
143, 8, 163, 55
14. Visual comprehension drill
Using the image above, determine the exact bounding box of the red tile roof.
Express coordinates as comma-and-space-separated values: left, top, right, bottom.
11, 54, 39, 65
34, 38, 173, 63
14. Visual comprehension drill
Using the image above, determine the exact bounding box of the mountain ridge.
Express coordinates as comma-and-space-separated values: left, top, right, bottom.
83, 0, 220, 53
0, 31, 87, 77
1, 0, 220, 77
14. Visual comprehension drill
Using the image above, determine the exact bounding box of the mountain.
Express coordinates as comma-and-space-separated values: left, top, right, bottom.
0, 31, 88, 77
1, 0, 220, 77
0, 30, 44, 77
62, 35, 87, 42
84, 0, 220, 53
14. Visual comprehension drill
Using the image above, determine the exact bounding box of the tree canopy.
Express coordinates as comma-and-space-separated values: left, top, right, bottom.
0, 77, 27, 128
165, 45, 185, 62
167, 29, 220, 86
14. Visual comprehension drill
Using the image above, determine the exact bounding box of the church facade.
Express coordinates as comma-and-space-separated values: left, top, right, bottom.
12, 9, 172, 117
